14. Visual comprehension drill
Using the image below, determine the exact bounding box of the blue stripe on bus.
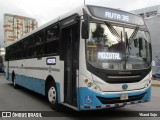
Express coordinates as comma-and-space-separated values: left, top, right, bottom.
77, 88, 80, 110
78, 86, 151, 110
15, 74, 46, 95
56, 83, 61, 103
8, 73, 61, 103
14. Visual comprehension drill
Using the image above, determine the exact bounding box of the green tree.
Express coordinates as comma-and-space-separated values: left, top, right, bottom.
92, 24, 108, 45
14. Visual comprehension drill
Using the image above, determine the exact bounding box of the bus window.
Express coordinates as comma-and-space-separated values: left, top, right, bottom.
44, 40, 59, 55
34, 31, 44, 45
45, 25, 59, 41
44, 25, 59, 55
33, 45, 44, 57
26, 36, 34, 58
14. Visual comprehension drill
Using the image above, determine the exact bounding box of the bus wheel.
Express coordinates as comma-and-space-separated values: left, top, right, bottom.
48, 81, 59, 110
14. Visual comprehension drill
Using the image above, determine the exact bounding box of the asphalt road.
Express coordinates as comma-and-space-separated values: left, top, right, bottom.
0, 73, 159, 120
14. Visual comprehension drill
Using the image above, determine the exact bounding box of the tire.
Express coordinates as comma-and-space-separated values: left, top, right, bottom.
47, 81, 60, 110
12, 74, 18, 89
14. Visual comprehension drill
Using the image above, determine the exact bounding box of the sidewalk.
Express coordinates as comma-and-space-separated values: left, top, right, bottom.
152, 78, 160, 87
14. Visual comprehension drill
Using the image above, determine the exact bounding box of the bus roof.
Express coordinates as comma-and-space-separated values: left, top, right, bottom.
5, 5, 144, 47
86, 5, 144, 26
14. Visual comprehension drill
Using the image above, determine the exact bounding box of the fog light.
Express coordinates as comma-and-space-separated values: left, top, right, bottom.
83, 79, 101, 92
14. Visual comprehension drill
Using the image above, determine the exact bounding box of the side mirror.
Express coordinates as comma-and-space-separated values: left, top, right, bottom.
82, 14, 89, 39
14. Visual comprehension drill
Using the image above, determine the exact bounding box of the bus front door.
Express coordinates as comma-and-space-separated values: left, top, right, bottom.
62, 24, 79, 106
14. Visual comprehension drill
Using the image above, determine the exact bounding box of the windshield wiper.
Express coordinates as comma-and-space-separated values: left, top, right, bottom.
129, 27, 139, 39
126, 27, 139, 55
105, 22, 122, 42
125, 32, 129, 52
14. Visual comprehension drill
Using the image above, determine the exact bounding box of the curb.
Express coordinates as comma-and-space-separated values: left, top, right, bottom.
152, 83, 160, 87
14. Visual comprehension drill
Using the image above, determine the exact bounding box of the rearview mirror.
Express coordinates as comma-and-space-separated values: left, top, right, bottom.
82, 14, 89, 39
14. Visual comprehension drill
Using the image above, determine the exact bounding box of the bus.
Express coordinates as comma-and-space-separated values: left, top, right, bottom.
0, 47, 5, 73
4, 5, 152, 111
0, 56, 4, 72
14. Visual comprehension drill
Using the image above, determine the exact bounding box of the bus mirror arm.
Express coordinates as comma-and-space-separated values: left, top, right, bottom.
81, 14, 89, 39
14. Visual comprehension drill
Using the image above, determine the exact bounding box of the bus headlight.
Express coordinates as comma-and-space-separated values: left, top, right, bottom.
84, 79, 101, 92
93, 86, 100, 91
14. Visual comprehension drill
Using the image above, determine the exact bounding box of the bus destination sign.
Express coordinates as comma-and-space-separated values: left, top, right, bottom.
87, 5, 144, 25
105, 11, 129, 22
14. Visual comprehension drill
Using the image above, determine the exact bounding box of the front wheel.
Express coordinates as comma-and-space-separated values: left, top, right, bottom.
47, 81, 60, 110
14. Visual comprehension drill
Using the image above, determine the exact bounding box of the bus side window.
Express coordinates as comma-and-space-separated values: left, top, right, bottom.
5, 48, 8, 61
7, 47, 10, 60
28, 36, 34, 46
26, 36, 34, 58
46, 30, 54, 41
18, 41, 23, 59
9, 41, 23, 60
34, 30, 44, 44
44, 40, 59, 55
44, 25, 59, 55
23, 38, 28, 58
33, 45, 44, 57
46, 25, 59, 41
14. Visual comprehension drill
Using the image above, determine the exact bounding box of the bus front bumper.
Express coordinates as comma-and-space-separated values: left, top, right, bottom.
78, 86, 151, 110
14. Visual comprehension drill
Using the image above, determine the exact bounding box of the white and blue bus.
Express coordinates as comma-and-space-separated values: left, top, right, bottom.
4, 5, 152, 111
0, 47, 5, 73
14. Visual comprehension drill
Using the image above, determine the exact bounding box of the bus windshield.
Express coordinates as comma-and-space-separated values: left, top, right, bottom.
86, 23, 151, 70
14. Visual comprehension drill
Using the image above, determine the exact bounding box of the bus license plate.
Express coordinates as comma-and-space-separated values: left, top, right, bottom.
120, 94, 128, 100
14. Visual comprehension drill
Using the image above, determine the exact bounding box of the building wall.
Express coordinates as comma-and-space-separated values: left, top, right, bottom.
131, 5, 160, 74
4, 14, 38, 45
131, 5, 160, 18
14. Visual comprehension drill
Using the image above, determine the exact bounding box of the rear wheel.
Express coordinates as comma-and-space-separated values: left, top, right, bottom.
47, 81, 60, 110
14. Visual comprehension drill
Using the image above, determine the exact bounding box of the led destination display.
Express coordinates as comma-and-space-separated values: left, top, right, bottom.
88, 5, 144, 25
98, 52, 121, 60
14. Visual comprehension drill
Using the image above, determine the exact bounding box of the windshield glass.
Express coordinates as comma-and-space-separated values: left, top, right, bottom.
86, 23, 151, 70
125, 28, 151, 69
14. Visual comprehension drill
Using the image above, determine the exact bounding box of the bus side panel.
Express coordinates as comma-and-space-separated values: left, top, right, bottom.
56, 82, 61, 103
7, 57, 62, 102
15, 74, 46, 95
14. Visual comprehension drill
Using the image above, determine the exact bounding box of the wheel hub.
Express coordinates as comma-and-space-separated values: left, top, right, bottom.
48, 87, 56, 104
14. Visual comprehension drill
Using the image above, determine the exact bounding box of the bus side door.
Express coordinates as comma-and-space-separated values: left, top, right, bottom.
61, 19, 79, 106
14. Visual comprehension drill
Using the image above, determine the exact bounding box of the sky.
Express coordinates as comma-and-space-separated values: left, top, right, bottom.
1, 0, 160, 46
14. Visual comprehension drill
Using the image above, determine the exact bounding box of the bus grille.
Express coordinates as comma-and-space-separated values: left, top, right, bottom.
87, 62, 151, 84
96, 92, 147, 104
